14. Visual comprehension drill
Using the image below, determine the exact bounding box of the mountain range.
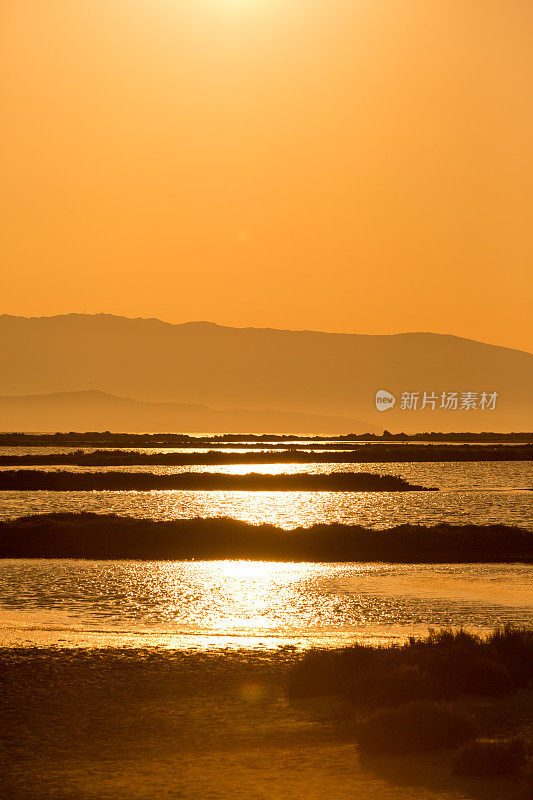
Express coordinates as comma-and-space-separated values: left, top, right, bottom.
0, 390, 372, 435
0, 314, 531, 433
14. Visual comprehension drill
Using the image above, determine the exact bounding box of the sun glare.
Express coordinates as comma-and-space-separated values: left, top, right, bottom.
207, 0, 282, 18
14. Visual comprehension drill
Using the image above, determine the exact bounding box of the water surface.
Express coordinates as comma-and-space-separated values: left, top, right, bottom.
0, 559, 531, 650
0, 461, 531, 529
1, 460, 530, 650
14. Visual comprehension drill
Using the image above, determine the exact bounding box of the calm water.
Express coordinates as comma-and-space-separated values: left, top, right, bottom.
0, 559, 531, 650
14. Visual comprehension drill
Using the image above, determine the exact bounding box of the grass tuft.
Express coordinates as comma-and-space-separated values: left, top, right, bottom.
288, 626, 533, 705
452, 737, 528, 778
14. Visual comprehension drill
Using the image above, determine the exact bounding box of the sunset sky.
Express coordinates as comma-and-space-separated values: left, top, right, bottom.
2, 0, 532, 352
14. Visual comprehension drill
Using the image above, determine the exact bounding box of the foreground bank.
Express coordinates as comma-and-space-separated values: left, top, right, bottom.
2, 633, 532, 800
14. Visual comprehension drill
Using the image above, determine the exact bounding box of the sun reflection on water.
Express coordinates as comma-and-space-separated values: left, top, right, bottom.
0, 556, 531, 649
163, 488, 377, 528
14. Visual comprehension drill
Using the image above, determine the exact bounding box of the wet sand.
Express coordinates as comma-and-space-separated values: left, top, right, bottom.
2, 647, 531, 800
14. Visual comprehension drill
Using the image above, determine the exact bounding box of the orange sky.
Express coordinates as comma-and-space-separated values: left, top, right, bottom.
1, 0, 532, 352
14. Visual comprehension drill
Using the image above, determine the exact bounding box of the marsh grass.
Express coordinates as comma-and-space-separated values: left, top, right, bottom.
288, 627, 533, 705
1, 513, 530, 561
452, 737, 528, 778
0, 469, 433, 492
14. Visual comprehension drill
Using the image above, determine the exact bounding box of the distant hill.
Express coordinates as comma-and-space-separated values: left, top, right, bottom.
0, 314, 531, 432
0, 390, 376, 434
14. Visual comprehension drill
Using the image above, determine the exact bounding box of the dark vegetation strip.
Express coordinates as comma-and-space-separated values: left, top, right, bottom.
1, 431, 532, 447
1, 444, 532, 465
0, 442, 530, 453
0, 470, 434, 492
0, 513, 530, 561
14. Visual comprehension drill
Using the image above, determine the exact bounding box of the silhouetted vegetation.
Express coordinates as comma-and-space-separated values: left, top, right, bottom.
291, 628, 533, 778
1, 431, 531, 447
452, 737, 528, 777
0, 513, 530, 561
288, 628, 533, 703
356, 701, 476, 754
1, 443, 531, 465
0, 470, 435, 492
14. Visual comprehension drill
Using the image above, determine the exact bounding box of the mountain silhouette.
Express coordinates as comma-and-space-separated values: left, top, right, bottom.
0, 390, 375, 434
0, 314, 531, 432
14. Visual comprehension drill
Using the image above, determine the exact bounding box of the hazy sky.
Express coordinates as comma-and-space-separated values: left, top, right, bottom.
2, 0, 532, 351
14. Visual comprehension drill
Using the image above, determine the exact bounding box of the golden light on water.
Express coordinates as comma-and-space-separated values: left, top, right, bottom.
158, 488, 380, 528
154, 558, 322, 635
0, 556, 531, 649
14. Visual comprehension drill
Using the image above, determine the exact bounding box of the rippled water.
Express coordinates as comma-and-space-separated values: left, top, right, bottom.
1, 460, 530, 486
0, 559, 531, 650
1, 487, 531, 530
0, 460, 531, 650
0, 444, 363, 457
0, 462, 531, 529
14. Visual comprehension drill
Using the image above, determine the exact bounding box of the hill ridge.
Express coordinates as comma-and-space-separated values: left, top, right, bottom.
1, 312, 530, 355
0, 314, 531, 432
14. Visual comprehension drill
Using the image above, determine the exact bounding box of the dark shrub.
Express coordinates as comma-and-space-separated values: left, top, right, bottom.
288, 628, 532, 706
356, 701, 476, 754
345, 631, 513, 705
415, 628, 482, 651
453, 737, 527, 777
287, 645, 379, 699
346, 663, 432, 707
422, 650, 513, 698
487, 626, 533, 687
